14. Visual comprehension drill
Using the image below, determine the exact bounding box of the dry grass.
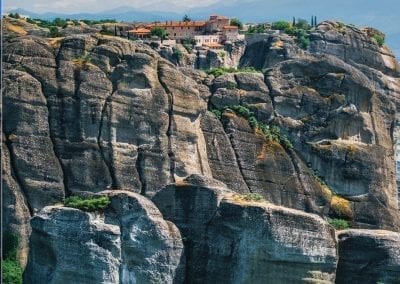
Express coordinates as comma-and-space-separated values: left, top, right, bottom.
230, 193, 267, 206
175, 180, 189, 187
257, 140, 283, 160
48, 37, 65, 49
273, 39, 284, 48
6, 24, 28, 35
330, 195, 353, 219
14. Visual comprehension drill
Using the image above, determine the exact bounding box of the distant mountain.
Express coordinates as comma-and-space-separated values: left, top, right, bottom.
7, 7, 181, 22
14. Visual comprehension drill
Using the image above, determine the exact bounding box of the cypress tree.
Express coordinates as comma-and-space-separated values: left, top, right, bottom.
292, 17, 296, 27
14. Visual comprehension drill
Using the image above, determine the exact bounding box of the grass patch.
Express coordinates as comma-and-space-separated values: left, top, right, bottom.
64, 196, 111, 211
328, 218, 349, 230
233, 193, 264, 202
371, 34, 384, 47
72, 54, 93, 69
206, 67, 260, 78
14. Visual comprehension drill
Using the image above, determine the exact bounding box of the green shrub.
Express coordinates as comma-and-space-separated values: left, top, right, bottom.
48, 26, 64, 38
2, 260, 23, 284
183, 44, 193, 53
100, 25, 114, 36
211, 109, 222, 119
2, 232, 23, 284
172, 47, 183, 61
329, 218, 349, 230
295, 18, 311, 30
214, 104, 294, 150
64, 196, 111, 211
272, 21, 291, 30
371, 34, 384, 47
8, 13, 21, 19
297, 35, 310, 49
3, 232, 19, 261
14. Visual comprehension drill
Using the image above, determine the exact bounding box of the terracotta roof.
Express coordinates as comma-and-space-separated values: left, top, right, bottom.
149, 21, 206, 28
223, 25, 238, 29
128, 28, 151, 34
203, 42, 224, 48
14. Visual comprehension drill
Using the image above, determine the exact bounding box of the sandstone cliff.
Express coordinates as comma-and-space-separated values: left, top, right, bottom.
3, 17, 400, 283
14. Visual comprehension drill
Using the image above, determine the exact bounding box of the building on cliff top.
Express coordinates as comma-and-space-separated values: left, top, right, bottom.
144, 15, 241, 47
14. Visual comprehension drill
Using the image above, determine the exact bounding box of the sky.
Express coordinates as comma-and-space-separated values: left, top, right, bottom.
3, 0, 220, 13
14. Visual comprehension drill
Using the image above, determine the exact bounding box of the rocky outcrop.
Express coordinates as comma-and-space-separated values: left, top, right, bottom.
336, 229, 400, 283
3, 18, 400, 282
24, 191, 185, 284
153, 175, 338, 283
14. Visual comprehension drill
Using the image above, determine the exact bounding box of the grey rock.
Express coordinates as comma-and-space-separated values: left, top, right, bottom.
336, 229, 400, 283
153, 175, 338, 283
24, 191, 185, 284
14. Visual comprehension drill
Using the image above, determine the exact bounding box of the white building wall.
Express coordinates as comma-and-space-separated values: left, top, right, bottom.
194, 35, 221, 46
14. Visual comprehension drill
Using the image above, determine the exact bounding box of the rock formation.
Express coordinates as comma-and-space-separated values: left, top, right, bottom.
3, 17, 400, 283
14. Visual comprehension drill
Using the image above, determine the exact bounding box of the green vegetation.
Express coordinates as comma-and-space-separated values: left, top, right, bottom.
272, 20, 291, 30
295, 18, 311, 30
211, 109, 222, 119
205, 67, 260, 77
72, 54, 92, 68
234, 193, 264, 202
48, 26, 64, 38
100, 25, 114, 36
328, 218, 350, 230
2, 232, 23, 284
182, 15, 191, 22
211, 105, 294, 150
371, 34, 385, 47
150, 27, 168, 40
172, 47, 183, 61
284, 27, 310, 49
247, 24, 265, 34
230, 18, 243, 29
8, 12, 21, 19
64, 196, 111, 211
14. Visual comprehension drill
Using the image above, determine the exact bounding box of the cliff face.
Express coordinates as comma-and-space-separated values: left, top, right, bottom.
3, 18, 400, 283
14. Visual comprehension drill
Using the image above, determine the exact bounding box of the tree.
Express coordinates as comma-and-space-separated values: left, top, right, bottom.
272, 20, 291, 30
150, 27, 168, 40
292, 17, 296, 27
183, 14, 191, 22
295, 18, 311, 30
230, 18, 243, 29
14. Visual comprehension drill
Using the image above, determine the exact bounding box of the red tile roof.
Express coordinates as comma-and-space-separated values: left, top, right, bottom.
223, 25, 238, 29
129, 28, 151, 34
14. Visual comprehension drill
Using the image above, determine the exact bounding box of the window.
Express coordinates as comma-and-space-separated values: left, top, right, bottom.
174, 33, 176, 36
188, 27, 190, 29
181, 27, 183, 29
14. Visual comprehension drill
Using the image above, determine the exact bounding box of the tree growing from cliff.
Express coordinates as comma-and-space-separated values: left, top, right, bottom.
150, 27, 168, 40
230, 18, 243, 29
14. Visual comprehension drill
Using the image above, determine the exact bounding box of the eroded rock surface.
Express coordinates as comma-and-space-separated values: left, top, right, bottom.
24, 191, 185, 284
336, 229, 400, 283
153, 175, 338, 283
